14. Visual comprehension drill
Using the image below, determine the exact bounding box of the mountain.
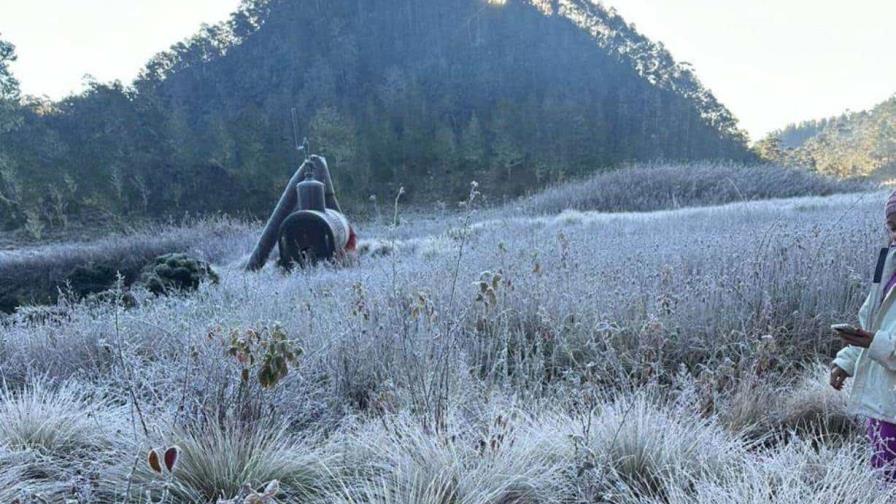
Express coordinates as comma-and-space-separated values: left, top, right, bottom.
0, 0, 751, 230
759, 95, 896, 178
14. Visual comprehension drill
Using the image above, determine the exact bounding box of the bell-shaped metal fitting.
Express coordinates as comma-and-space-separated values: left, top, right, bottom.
296, 171, 326, 212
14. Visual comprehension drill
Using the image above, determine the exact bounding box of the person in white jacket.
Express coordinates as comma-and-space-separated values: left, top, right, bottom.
831, 189, 896, 478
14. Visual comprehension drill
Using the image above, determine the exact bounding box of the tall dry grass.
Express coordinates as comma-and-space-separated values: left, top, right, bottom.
517, 161, 869, 215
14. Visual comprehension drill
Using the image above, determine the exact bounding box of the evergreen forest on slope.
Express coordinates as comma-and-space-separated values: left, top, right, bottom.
0, 0, 752, 231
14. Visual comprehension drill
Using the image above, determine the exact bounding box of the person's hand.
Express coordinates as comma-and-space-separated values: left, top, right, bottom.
830, 365, 849, 390
838, 328, 876, 348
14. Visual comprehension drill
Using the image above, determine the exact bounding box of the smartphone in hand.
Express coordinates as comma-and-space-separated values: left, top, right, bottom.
831, 323, 862, 335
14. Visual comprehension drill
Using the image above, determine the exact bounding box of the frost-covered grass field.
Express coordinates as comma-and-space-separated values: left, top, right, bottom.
0, 164, 893, 502
517, 162, 870, 215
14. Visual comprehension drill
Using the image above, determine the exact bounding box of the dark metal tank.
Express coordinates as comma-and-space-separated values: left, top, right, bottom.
296, 171, 326, 212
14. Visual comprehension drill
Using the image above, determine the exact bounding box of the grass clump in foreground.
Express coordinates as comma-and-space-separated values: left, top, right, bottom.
120, 421, 330, 503
574, 395, 745, 501
329, 409, 573, 503
0, 381, 128, 503
0, 381, 121, 457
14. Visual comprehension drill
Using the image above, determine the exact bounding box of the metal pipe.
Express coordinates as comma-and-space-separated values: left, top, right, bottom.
244, 160, 310, 271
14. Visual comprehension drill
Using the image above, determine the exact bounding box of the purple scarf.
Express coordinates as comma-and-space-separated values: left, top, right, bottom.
884, 271, 896, 306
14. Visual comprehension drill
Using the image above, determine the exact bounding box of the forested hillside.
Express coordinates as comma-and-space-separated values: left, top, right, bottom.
759, 95, 896, 178
0, 0, 751, 231
771, 119, 834, 149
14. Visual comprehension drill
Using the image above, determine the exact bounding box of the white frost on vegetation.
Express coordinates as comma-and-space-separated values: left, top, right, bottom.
0, 165, 889, 501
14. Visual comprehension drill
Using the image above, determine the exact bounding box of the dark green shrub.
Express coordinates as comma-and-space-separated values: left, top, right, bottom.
138, 253, 219, 295
67, 262, 118, 297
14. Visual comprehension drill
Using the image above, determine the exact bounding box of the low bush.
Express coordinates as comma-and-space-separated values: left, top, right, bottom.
139, 253, 219, 295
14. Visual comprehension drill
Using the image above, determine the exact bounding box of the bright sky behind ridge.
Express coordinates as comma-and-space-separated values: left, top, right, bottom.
1, 0, 894, 141
603, 0, 896, 140
0, 0, 241, 97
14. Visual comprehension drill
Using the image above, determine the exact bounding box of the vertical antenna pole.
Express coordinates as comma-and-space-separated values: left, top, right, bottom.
291, 107, 310, 162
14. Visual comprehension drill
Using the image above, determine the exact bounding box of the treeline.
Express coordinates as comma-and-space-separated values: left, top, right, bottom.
0, 0, 752, 232
772, 119, 835, 149
758, 95, 896, 178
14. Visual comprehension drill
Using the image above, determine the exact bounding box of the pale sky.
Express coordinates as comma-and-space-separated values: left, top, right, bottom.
603, 0, 896, 140
0, 0, 240, 97
1, 0, 894, 141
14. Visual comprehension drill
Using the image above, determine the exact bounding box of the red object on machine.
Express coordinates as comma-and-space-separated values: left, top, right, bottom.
346, 226, 357, 252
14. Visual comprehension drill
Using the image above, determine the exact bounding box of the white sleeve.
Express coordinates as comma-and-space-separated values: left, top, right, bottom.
832, 345, 862, 376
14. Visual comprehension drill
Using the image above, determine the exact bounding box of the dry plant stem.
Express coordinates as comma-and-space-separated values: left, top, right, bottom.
390, 187, 404, 300
434, 182, 480, 433
112, 274, 149, 438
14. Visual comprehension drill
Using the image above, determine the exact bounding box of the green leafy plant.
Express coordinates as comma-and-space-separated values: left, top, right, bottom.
227, 324, 302, 389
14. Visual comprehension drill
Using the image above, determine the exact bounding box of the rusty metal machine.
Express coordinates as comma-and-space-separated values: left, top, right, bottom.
276, 171, 352, 268
245, 120, 354, 271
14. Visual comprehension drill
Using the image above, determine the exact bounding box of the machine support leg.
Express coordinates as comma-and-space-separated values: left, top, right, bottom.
245, 162, 309, 271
